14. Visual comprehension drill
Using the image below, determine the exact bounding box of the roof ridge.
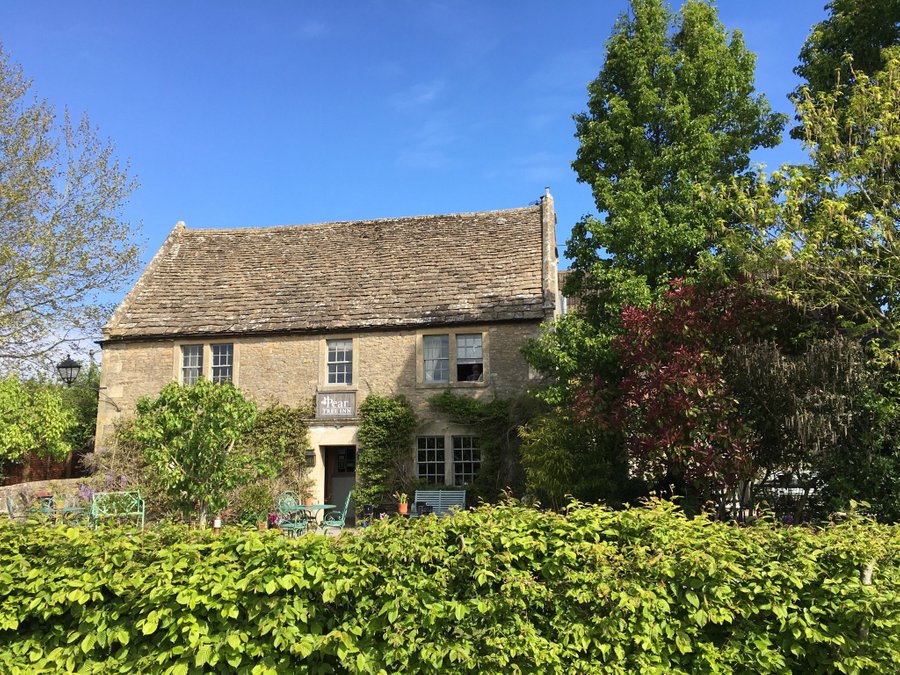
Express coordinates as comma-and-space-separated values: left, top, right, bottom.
183, 204, 539, 234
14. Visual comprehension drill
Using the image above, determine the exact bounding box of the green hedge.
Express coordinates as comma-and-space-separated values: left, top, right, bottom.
1, 501, 898, 673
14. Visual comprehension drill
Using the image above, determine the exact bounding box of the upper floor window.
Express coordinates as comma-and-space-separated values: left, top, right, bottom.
418, 330, 488, 386
423, 335, 449, 383
456, 334, 483, 382
211, 344, 234, 384
181, 345, 203, 385
327, 339, 353, 385
179, 342, 234, 385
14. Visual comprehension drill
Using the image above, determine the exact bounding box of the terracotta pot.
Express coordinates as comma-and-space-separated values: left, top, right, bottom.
305, 497, 315, 506
398, 502, 408, 515
257, 520, 267, 531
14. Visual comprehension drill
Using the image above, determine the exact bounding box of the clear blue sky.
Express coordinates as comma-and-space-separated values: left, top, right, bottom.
2, 0, 826, 282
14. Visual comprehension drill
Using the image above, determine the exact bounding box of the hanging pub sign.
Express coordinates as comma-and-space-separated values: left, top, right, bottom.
316, 392, 356, 419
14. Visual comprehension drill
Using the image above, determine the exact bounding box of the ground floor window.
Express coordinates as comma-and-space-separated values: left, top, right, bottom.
417, 436, 445, 484
452, 436, 480, 486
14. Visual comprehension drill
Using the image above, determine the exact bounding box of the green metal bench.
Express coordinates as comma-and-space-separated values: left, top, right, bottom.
413, 489, 466, 517
90, 491, 145, 531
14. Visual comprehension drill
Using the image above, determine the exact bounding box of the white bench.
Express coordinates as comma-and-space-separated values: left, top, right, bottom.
413, 490, 466, 517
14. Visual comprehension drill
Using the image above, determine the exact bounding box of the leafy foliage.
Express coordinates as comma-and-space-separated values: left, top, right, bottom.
428, 390, 533, 501
726, 337, 891, 520
738, 48, 900, 365
355, 394, 417, 507
0, 500, 898, 672
233, 482, 274, 525
0, 376, 75, 471
124, 380, 259, 526
792, 0, 900, 136
238, 403, 312, 479
519, 411, 631, 511
0, 42, 140, 369
569, 0, 785, 306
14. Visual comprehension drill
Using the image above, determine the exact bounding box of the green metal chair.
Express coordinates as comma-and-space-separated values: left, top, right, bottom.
276, 491, 308, 538
322, 490, 353, 533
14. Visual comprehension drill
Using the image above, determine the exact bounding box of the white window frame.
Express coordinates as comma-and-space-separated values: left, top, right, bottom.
210, 343, 234, 384
423, 334, 450, 383
416, 436, 446, 485
181, 344, 203, 385
455, 333, 483, 382
326, 338, 353, 385
174, 341, 239, 386
416, 329, 489, 388
319, 335, 359, 390
452, 435, 481, 487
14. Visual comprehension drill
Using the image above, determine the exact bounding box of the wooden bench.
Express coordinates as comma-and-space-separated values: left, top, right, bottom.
90, 491, 145, 530
413, 490, 466, 517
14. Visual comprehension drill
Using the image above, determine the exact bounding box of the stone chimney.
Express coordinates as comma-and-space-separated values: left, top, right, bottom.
540, 187, 560, 319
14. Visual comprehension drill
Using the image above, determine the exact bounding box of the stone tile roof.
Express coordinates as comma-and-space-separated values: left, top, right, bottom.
104, 205, 547, 339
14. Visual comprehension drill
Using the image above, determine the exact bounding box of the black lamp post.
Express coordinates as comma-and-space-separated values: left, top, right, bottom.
56, 355, 82, 387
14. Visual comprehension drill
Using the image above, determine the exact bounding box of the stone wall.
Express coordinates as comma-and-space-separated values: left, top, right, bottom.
96, 321, 541, 446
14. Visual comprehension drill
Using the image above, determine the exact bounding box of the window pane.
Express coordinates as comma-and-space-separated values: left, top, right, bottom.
417, 436, 445, 485
456, 334, 483, 382
181, 345, 203, 385
327, 339, 353, 384
423, 335, 449, 383
452, 436, 480, 486
211, 344, 233, 383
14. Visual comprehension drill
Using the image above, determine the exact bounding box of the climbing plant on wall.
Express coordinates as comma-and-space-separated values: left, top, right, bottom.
428, 391, 534, 501
356, 394, 418, 507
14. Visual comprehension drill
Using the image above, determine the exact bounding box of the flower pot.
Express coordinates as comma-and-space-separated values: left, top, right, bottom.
398, 502, 408, 515
257, 520, 267, 531
305, 497, 315, 506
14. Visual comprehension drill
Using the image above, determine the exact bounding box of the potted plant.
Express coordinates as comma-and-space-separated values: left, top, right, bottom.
394, 491, 409, 515
303, 490, 315, 507
236, 483, 273, 531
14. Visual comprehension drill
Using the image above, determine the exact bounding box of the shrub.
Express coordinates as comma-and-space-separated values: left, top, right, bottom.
0, 500, 897, 673
234, 482, 274, 525
123, 380, 258, 527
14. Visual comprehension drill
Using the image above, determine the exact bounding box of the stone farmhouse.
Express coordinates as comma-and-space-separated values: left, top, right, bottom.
96, 189, 560, 509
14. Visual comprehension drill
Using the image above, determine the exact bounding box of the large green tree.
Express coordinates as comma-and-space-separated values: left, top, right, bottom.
725, 47, 900, 519
0, 42, 140, 370
523, 0, 784, 507
793, 0, 900, 117
569, 0, 785, 309
737, 47, 900, 364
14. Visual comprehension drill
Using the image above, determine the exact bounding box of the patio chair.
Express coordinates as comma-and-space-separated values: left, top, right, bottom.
276, 491, 309, 538
322, 490, 353, 533
5, 495, 26, 522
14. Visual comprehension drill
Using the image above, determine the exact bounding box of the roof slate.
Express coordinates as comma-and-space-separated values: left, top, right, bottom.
104, 205, 546, 339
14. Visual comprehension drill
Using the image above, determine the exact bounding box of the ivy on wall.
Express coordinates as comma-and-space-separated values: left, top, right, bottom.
356, 394, 418, 507
428, 390, 535, 501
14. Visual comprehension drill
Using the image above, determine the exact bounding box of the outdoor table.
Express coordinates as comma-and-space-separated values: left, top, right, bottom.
295, 504, 335, 532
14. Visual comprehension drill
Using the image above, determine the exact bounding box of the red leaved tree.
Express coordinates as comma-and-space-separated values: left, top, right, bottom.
576, 280, 788, 512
